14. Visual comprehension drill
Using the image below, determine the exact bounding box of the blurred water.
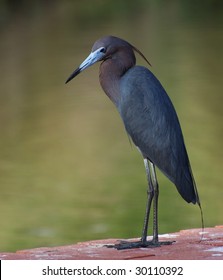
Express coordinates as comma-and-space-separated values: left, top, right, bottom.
0, 3, 223, 251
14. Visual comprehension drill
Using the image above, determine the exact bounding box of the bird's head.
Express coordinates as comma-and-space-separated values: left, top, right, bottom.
65, 35, 150, 84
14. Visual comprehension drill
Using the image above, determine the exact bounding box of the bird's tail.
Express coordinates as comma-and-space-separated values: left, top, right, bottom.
177, 162, 204, 238
188, 164, 205, 237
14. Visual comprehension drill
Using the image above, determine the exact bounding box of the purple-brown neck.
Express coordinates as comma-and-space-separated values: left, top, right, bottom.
99, 47, 136, 106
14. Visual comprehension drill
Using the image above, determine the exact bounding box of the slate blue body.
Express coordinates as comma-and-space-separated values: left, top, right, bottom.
118, 66, 196, 203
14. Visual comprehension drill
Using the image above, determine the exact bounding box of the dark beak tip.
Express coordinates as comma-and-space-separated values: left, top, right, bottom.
65, 78, 71, 84
65, 68, 81, 84
65, 75, 74, 84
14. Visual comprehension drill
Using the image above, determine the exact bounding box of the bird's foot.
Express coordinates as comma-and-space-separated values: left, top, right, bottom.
105, 239, 174, 250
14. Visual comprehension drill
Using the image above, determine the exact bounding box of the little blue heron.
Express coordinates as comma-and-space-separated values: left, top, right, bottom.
66, 35, 203, 249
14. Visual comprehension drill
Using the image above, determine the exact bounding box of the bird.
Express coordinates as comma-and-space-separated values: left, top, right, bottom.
65, 35, 203, 249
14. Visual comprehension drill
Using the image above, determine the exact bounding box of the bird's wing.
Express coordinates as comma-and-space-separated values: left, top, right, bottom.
119, 66, 197, 203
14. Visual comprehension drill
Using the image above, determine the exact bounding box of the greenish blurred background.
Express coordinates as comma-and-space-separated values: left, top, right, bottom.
0, 0, 223, 252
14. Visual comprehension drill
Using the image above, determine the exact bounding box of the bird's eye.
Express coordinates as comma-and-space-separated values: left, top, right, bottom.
100, 47, 106, 53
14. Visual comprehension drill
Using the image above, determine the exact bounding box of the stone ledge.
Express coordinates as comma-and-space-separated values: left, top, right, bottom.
1, 226, 223, 260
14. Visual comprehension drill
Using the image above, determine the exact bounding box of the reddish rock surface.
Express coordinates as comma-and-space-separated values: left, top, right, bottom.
0, 226, 223, 260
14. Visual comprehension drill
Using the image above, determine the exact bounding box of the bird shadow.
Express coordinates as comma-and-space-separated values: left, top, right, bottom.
105, 239, 175, 250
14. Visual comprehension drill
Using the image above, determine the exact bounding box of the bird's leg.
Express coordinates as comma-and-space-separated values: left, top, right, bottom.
105, 158, 155, 249
105, 159, 173, 250
149, 161, 159, 244
149, 161, 174, 246
141, 159, 154, 245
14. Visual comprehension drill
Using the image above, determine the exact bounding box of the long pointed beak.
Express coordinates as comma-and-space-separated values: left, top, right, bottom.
65, 48, 105, 84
